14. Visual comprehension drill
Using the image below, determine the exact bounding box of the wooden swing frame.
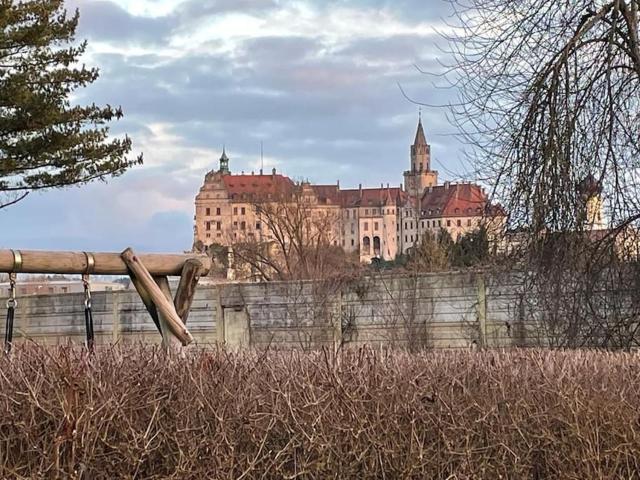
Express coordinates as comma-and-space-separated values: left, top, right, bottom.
0, 248, 212, 347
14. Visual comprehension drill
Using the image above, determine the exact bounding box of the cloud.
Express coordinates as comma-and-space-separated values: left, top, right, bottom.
4, 0, 468, 252
76, 1, 172, 44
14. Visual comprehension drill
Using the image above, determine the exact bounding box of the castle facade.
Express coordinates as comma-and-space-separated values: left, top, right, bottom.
194, 117, 505, 263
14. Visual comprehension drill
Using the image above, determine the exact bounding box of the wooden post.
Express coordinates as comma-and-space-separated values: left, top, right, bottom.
174, 258, 203, 324
121, 248, 193, 346
128, 274, 162, 334
155, 276, 183, 349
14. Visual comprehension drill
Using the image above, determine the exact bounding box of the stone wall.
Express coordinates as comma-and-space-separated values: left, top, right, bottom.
0, 271, 534, 349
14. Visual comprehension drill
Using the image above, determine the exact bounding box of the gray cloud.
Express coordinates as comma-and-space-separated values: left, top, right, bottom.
76, 1, 172, 43
4, 0, 469, 252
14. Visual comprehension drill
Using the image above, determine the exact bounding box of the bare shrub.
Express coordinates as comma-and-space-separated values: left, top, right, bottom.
1, 345, 640, 478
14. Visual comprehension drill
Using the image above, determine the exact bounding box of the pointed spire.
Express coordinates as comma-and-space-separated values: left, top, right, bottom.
219, 144, 230, 174
414, 111, 427, 146
220, 144, 229, 162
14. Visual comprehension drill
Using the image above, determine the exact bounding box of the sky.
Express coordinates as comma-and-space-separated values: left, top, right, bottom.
1, 0, 469, 253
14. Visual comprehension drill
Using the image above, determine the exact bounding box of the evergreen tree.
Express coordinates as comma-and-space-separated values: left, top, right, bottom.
0, 0, 142, 208
451, 226, 490, 268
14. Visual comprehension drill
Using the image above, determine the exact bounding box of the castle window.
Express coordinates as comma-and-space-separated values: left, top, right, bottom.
457, 220, 461, 227
362, 237, 371, 254
410, 221, 413, 229
364, 222, 369, 231
455, 208, 460, 214
405, 235, 408, 243
374, 222, 379, 230
233, 207, 238, 215
216, 207, 221, 215
206, 221, 211, 231
241, 207, 246, 215
206, 208, 210, 216
439, 220, 442, 227
467, 219, 472, 226
241, 221, 246, 230
447, 220, 451, 227
216, 222, 221, 230
346, 210, 350, 219
351, 239, 355, 246
233, 221, 238, 229
256, 222, 261, 230
365, 209, 369, 215
421, 221, 424, 229
206, 233, 211, 238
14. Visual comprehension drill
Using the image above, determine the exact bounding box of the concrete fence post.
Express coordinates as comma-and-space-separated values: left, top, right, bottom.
333, 289, 343, 352
112, 291, 120, 343
476, 274, 487, 348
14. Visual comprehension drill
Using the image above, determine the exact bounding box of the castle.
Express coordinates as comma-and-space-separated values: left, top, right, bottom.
194, 116, 506, 263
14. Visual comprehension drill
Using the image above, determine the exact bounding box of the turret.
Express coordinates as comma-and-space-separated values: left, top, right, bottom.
404, 111, 438, 197
411, 115, 431, 172
219, 147, 230, 175
577, 174, 605, 230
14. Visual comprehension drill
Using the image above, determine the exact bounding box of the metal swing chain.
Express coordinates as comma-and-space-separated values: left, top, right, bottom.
83, 273, 95, 352
4, 273, 17, 354
83, 252, 96, 353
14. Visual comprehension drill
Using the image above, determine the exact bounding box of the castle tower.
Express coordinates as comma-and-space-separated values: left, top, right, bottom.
219, 146, 230, 175
577, 174, 605, 230
404, 113, 438, 197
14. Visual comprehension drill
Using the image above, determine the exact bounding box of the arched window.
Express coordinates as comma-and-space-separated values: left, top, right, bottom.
373, 236, 381, 256
363, 237, 371, 254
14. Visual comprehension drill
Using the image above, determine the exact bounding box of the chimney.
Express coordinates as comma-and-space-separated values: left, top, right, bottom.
387, 183, 389, 189
271, 167, 276, 178
337, 179, 340, 188
259, 169, 263, 175
241, 170, 245, 175
359, 183, 362, 196
429, 186, 433, 193
444, 181, 450, 189
251, 171, 254, 175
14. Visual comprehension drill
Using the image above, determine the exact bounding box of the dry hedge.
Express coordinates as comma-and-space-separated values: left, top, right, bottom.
0, 346, 639, 479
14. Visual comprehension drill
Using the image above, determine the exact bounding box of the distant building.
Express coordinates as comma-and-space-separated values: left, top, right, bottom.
194, 115, 506, 263
0, 279, 126, 298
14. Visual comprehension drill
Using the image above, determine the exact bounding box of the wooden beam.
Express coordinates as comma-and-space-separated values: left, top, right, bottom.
128, 274, 162, 334
155, 276, 184, 349
174, 258, 203, 324
121, 248, 193, 346
0, 249, 211, 276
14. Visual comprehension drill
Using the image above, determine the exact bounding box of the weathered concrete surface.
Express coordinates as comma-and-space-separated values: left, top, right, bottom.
0, 272, 532, 349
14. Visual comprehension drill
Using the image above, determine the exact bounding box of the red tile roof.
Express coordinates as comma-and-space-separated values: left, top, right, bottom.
339, 187, 406, 208
310, 185, 342, 205
421, 183, 490, 218
222, 174, 295, 200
